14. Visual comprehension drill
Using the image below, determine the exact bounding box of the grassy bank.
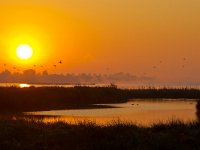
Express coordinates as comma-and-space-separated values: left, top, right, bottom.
0, 118, 200, 150
0, 87, 200, 149
0, 86, 200, 112
0, 86, 126, 112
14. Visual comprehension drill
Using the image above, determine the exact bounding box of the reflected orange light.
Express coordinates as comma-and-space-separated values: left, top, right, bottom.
19, 83, 31, 88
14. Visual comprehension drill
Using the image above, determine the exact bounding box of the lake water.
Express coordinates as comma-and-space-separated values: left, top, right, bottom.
27, 99, 198, 126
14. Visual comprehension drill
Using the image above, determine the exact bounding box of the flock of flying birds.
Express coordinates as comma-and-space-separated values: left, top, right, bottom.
142, 57, 188, 76
1, 60, 63, 72
33, 60, 63, 68
152, 57, 187, 69
1, 57, 188, 73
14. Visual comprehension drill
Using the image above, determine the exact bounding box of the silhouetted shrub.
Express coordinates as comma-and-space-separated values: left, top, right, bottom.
196, 100, 200, 122
0, 118, 200, 150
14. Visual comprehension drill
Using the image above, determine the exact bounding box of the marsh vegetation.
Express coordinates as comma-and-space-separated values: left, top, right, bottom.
0, 86, 200, 112
0, 117, 200, 150
0, 86, 200, 149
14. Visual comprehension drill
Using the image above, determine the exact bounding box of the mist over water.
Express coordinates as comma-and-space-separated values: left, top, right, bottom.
0, 70, 153, 84
1, 83, 200, 90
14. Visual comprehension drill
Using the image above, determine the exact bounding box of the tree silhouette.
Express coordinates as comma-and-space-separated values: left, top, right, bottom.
196, 100, 200, 122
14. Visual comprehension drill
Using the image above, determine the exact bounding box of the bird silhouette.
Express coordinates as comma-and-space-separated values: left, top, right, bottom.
143, 72, 147, 76
58, 60, 62, 64
53, 65, 57, 67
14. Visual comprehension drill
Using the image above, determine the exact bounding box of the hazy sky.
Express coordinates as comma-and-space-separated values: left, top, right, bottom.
0, 0, 200, 84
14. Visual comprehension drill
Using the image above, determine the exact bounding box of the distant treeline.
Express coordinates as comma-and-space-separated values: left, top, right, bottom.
0, 86, 200, 112
125, 88, 200, 99
0, 69, 153, 84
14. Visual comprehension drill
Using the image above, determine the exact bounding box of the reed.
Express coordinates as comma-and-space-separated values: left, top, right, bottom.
0, 117, 199, 150
0, 86, 200, 112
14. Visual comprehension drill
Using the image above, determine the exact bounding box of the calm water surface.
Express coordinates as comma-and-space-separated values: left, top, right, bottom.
27, 99, 197, 126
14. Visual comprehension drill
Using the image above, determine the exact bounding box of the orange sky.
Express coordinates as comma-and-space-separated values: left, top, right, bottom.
0, 0, 200, 84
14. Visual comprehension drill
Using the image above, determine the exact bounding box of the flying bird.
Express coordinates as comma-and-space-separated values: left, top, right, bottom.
153, 66, 157, 69
143, 72, 147, 76
106, 67, 110, 71
58, 60, 62, 64
53, 65, 57, 67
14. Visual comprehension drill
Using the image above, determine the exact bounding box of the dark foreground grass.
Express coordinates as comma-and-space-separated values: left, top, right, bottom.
1, 86, 200, 149
0, 118, 200, 150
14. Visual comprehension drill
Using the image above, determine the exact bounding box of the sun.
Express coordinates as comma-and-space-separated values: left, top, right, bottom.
16, 44, 33, 60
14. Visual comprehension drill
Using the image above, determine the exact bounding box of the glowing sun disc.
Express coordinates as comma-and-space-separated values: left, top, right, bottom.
16, 44, 33, 60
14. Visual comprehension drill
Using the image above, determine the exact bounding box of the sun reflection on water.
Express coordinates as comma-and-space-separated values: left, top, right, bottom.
19, 83, 31, 88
